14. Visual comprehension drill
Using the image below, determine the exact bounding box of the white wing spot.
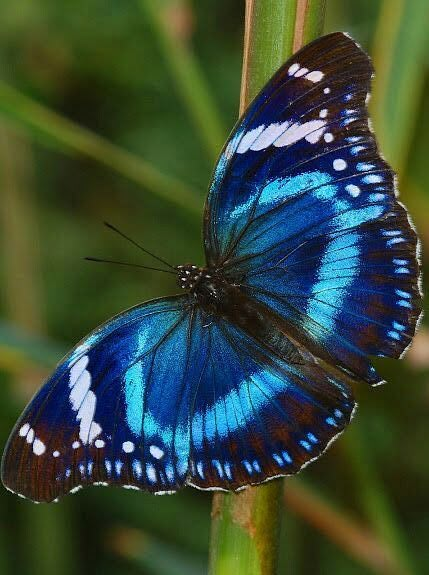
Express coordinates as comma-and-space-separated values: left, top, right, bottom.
69, 355, 89, 384
69, 369, 90, 411
19, 423, 30, 437
324, 87, 331, 94
305, 70, 324, 83
333, 159, 347, 171
324, 132, 334, 143
319, 109, 328, 119
26, 428, 35, 444
250, 121, 289, 151
146, 464, 157, 483
346, 184, 361, 197
32, 439, 46, 456
196, 461, 205, 479
239, 119, 327, 152
69, 355, 102, 445
305, 126, 326, 144
274, 120, 327, 147
122, 441, 135, 454
295, 67, 309, 77
288, 63, 300, 75
370, 193, 385, 201
95, 439, 105, 449
363, 174, 383, 184
150, 445, 164, 460
53, 451, 60, 458
70, 486, 82, 494
72, 441, 80, 449
133, 460, 143, 478
236, 125, 265, 154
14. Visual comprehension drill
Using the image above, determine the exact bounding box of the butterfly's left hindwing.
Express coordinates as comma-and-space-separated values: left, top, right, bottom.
1, 296, 205, 502
204, 32, 422, 385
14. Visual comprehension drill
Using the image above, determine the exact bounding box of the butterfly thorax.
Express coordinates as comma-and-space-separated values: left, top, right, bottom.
176, 264, 233, 310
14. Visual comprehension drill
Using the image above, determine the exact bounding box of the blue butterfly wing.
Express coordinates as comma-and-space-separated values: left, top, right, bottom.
1, 296, 207, 502
204, 32, 422, 385
189, 317, 355, 489
2, 294, 354, 499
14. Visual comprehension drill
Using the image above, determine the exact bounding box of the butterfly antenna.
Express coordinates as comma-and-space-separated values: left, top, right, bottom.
85, 257, 176, 274
103, 221, 175, 270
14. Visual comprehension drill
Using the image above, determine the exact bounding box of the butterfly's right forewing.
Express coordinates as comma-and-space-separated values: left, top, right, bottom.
203, 32, 422, 386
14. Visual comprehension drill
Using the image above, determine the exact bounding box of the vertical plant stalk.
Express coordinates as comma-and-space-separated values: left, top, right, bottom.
210, 484, 282, 575
209, 2, 325, 574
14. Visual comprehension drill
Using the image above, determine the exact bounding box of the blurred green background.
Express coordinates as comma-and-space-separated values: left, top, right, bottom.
0, 1, 427, 574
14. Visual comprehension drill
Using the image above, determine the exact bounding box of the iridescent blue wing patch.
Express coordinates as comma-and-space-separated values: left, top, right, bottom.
1, 296, 207, 502
189, 317, 356, 490
204, 32, 422, 385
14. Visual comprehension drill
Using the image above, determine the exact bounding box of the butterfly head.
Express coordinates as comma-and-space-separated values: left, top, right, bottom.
176, 264, 212, 292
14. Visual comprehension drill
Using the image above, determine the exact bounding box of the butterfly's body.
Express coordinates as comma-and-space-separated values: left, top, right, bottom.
2, 33, 422, 502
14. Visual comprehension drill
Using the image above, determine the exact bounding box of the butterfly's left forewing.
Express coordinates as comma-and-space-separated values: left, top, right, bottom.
1, 296, 206, 502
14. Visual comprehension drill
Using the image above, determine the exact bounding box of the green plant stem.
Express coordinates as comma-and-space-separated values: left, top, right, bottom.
240, 0, 326, 112
209, 484, 282, 575
139, 0, 226, 161
209, 2, 325, 574
0, 81, 201, 214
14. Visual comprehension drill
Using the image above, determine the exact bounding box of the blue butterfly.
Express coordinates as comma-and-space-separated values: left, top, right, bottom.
1, 32, 422, 502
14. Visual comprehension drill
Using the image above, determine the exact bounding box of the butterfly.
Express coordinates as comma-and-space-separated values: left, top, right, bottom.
1, 32, 422, 502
